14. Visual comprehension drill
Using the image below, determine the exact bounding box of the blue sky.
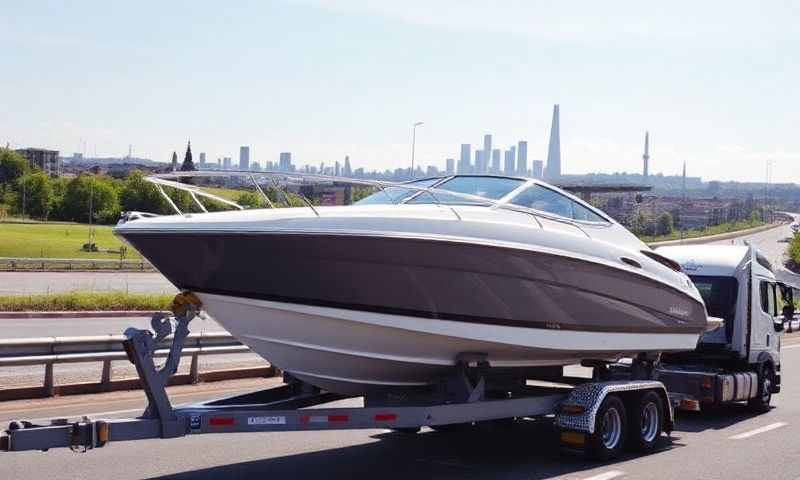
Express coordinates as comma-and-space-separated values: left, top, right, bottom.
2, 0, 798, 182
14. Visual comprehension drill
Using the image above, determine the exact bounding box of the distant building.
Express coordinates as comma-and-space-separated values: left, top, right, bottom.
491, 149, 501, 174
171, 151, 178, 172
223, 157, 232, 169
343, 155, 352, 176
250, 162, 261, 171
459, 144, 471, 173
199, 152, 206, 168
642, 131, 650, 178
217, 158, 222, 169
483, 134, 492, 165
446, 158, 455, 175
545, 104, 561, 179
532, 160, 544, 179
239, 146, 250, 171
15, 148, 61, 176
503, 148, 515, 175
517, 141, 528, 176
335, 161, 341, 177
475, 150, 485, 174
279, 152, 292, 171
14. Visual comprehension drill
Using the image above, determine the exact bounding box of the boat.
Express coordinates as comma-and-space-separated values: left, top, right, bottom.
114, 173, 708, 395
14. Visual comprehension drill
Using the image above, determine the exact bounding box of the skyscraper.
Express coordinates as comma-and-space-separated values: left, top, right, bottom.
503, 148, 515, 175
171, 151, 177, 172
239, 146, 250, 171
335, 161, 341, 177
446, 158, 455, 175
199, 152, 206, 168
642, 131, 650, 178
544, 104, 561, 179
532, 160, 544, 179
491, 149, 501, 174
459, 144, 471, 173
223, 157, 231, 169
517, 140, 528, 176
279, 152, 292, 171
343, 155, 352, 176
475, 150, 484, 174
483, 134, 492, 164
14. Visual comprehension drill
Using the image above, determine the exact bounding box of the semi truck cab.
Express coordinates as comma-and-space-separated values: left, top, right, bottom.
654, 244, 785, 411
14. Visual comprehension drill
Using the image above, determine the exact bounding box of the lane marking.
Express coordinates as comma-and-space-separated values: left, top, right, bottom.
582, 471, 625, 480
782, 344, 800, 350
729, 422, 787, 440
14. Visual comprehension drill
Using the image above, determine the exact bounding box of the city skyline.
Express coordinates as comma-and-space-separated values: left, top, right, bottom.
2, 2, 797, 182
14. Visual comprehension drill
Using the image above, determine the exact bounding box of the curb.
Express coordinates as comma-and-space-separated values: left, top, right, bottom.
0, 310, 159, 319
648, 222, 786, 247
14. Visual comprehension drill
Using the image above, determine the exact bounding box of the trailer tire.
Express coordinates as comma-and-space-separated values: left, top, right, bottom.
626, 391, 663, 452
586, 395, 627, 461
748, 365, 774, 413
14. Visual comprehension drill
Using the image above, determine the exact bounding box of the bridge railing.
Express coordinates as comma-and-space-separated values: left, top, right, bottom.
0, 332, 273, 401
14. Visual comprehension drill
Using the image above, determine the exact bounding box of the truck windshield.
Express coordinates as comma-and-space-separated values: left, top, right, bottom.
690, 275, 738, 341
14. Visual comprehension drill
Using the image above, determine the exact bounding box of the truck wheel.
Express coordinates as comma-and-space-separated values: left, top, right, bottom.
586, 395, 627, 461
748, 366, 774, 413
627, 391, 663, 452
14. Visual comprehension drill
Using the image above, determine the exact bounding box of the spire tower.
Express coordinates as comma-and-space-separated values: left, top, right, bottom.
642, 131, 650, 177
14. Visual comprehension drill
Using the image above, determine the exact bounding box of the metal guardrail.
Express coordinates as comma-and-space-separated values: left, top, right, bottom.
0, 257, 154, 271
0, 332, 266, 400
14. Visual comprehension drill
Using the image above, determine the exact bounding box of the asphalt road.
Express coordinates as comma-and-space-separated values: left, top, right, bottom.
0, 271, 176, 294
2, 337, 800, 479
705, 214, 800, 285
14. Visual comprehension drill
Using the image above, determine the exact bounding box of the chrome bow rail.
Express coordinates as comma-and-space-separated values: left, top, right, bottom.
144, 170, 518, 218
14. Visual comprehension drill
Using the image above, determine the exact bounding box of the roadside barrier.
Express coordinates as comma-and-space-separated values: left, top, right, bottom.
0, 257, 154, 271
0, 332, 274, 401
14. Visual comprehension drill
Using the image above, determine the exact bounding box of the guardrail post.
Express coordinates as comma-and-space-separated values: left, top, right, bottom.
190, 352, 200, 384
100, 359, 112, 391
44, 363, 55, 397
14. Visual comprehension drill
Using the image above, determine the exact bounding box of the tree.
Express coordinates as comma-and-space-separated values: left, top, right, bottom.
236, 191, 263, 209
0, 148, 29, 186
180, 141, 195, 171
16, 172, 53, 219
60, 174, 121, 224
657, 212, 674, 236
119, 170, 167, 214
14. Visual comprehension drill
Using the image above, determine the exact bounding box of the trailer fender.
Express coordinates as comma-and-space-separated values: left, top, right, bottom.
555, 381, 674, 434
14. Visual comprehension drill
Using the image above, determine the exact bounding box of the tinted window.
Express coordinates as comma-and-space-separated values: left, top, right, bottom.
690, 275, 738, 342
409, 176, 523, 205
355, 178, 440, 205
760, 281, 777, 316
510, 184, 606, 222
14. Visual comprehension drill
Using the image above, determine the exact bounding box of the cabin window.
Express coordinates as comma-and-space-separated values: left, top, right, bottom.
690, 275, 738, 342
510, 184, 607, 222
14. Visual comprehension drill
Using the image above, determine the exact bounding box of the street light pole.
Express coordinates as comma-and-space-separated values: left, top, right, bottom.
410, 121, 423, 179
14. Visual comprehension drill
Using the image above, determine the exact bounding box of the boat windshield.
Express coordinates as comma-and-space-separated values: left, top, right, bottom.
408, 176, 524, 205
509, 184, 607, 222
355, 178, 441, 205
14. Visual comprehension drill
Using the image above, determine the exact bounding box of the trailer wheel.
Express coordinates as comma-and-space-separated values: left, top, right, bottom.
748, 365, 774, 413
586, 395, 627, 461
626, 391, 663, 452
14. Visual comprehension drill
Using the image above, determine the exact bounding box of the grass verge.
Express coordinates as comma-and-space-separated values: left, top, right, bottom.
640, 219, 768, 243
0, 291, 172, 311
0, 222, 143, 259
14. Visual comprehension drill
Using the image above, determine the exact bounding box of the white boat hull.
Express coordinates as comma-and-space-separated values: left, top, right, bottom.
199, 293, 701, 395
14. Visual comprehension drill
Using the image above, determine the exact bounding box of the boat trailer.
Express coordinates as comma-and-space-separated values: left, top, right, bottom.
1, 293, 675, 460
